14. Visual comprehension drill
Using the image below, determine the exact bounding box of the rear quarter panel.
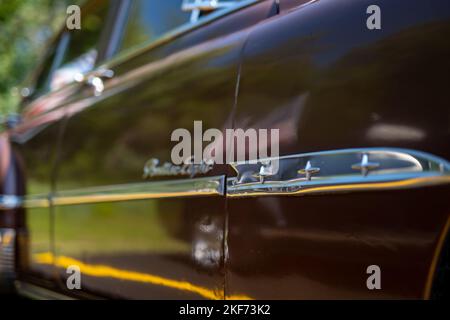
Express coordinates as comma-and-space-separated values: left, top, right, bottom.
226, 0, 450, 299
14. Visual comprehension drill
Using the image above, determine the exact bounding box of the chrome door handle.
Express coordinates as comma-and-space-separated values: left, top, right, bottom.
87, 76, 106, 97
75, 68, 114, 96
92, 68, 115, 79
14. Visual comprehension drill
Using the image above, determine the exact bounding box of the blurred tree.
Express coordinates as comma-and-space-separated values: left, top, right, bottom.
0, 0, 81, 114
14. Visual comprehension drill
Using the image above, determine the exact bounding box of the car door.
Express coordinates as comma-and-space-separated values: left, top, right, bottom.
226, 0, 450, 299
11, 0, 118, 292
51, 0, 277, 299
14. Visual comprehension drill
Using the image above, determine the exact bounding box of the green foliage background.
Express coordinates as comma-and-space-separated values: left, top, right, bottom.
0, 0, 80, 115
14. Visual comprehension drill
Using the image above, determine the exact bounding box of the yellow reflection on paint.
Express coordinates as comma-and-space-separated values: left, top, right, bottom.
34, 252, 251, 300
51, 191, 220, 207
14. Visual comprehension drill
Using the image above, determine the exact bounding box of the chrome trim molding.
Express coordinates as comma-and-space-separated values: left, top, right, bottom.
5, 176, 225, 209
143, 157, 214, 179
1, 195, 49, 210
228, 173, 450, 198
4, 149, 449, 206
24, 196, 51, 209
51, 176, 225, 207
0, 195, 23, 210
227, 148, 450, 198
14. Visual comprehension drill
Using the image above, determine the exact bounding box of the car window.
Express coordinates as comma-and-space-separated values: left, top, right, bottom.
118, 0, 250, 55
31, 0, 111, 97
119, 0, 192, 53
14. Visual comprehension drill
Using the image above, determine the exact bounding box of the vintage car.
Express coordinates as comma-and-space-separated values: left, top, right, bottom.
1, 0, 450, 299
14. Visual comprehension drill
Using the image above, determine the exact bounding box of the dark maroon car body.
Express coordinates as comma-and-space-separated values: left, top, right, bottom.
1, 0, 450, 299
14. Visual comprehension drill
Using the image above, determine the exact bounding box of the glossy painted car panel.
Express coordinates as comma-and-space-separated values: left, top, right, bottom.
3, 0, 449, 300
50, 192, 229, 299
225, 0, 450, 299
227, 186, 450, 299
42, 1, 277, 299
5, 111, 64, 287
0, 133, 25, 228
3, 0, 119, 293
0, 132, 26, 292
237, 0, 450, 159
4, 0, 122, 284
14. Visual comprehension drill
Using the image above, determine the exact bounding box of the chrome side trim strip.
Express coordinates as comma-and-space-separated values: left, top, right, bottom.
51, 176, 224, 207
227, 148, 450, 198
227, 174, 450, 198
3, 149, 449, 206
0, 195, 23, 210
3, 176, 225, 209
23, 196, 51, 209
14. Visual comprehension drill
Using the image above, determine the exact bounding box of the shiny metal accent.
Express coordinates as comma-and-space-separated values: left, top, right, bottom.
298, 161, 320, 181
182, 0, 237, 11
89, 76, 106, 96
352, 154, 380, 176
182, 0, 239, 23
74, 68, 114, 96
52, 177, 224, 207
1, 195, 51, 210
93, 68, 115, 79
0, 195, 23, 210
255, 159, 275, 183
227, 148, 450, 198
13, 176, 225, 209
228, 174, 450, 198
143, 157, 214, 179
10, 150, 450, 205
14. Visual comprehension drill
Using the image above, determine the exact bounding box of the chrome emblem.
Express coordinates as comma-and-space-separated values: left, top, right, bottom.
143, 157, 214, 179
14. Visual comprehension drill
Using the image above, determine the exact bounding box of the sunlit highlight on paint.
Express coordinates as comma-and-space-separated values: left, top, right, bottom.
34, 252, 251, 300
